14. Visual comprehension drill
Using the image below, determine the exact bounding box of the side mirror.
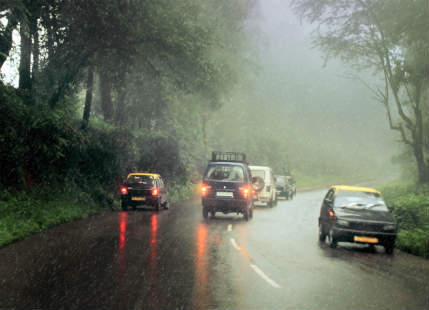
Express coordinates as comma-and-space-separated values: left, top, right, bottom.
251, 176, 265, 192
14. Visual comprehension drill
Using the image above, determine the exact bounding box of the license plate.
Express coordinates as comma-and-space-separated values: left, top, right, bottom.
132, 197, 145, 201
216, 191, 233, 198
354, 236, 378, 244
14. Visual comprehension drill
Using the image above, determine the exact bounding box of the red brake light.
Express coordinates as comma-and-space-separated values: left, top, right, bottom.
120, 186, 128, 195
152, 188, 159, 196
201, 184, 211, 197
328, 209, 337, 223
240, 186, 250, 198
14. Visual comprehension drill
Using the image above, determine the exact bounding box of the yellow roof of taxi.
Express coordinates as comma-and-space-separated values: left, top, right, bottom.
331, 185, 380, 194
127, 172, 160, 178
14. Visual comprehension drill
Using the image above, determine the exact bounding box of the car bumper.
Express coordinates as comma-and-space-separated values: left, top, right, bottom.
254, 193, 271, 202
332, 226, 396, 245
202, 198, 248, 212
122, 196, 159, 205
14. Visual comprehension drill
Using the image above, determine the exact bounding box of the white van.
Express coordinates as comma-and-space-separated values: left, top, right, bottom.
249, 165, 277, 206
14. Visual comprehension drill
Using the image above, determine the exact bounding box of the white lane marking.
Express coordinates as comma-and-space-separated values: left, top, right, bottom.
230, 238, 240, 250
227, 224, 232, 232
250, 264, 281, 288
230, 238, 281, 289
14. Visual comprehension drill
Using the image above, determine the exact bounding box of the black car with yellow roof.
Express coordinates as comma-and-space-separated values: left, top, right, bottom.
319, 185, 397, 254
120, 172, 168, 211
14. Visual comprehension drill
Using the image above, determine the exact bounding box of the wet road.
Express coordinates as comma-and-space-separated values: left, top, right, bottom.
1, 189, 429, 310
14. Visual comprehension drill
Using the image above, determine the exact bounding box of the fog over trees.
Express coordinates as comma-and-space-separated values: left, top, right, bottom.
207, 0, 400, 183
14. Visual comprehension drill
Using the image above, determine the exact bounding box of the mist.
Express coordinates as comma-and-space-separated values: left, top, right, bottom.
207, 0, 400, 184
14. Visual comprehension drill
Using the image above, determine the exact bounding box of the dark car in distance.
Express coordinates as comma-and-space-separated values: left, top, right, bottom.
275, 175, 296, 200
201, 152, 261, 220
120, 173, 168, 211
319, 185, 397, 254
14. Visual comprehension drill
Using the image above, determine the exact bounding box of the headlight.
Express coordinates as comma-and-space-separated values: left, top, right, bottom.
384, 224, 396, 231
337, 219, 349, 227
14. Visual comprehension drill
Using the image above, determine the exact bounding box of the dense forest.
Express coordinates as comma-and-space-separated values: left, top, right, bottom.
0, 0, 256, 196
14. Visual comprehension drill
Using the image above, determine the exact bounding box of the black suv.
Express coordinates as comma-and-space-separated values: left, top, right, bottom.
201, 152, 260, 220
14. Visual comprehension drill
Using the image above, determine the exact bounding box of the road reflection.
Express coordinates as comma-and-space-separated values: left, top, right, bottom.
193, 223, 208, 309
150, 214, 158, 276
118, 212, 128, 278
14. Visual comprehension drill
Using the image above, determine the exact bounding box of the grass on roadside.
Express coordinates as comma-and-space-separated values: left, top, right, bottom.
0, 187, 102, 247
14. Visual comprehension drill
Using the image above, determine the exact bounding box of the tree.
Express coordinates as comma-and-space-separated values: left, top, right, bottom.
292, 0, 429, 183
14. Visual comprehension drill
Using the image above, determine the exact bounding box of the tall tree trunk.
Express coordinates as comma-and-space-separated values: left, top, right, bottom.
82, 64, 95, 129
0, 14, 18, 69
115, 84, 127, 126
99, 72, 114, 122
31, 17, 39, 82
413, 144, 429, 183
18, 23, 32, 90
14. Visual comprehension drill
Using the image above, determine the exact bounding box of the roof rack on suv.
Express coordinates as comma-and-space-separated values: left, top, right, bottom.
211, 151, 247, 163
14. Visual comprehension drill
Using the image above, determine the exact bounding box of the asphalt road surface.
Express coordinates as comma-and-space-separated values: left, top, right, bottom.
1, 189, 428, 310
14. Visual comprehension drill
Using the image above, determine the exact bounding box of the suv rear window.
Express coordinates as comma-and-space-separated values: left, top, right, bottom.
127, 175, 155, 188
205, 165, 244, 182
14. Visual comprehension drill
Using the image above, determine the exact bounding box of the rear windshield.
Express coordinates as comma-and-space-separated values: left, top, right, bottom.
251, 170, 265, 179
127, 175, 155, 188
276, 176, 285, 184
334, 190, 387, 211
205, 165, 245, 182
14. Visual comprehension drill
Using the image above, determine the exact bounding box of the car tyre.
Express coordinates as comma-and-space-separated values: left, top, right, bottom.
243, 207, 249, 221
249, 205, 253, 218
155, 201, 160, 211
327, 228, 337, 248
202, 206, 209, 219
384, 244, 394, 255
210, 210, 216, 218
319, 222, 326, 242
121, 201, 127, 211
163, 201, 169, 210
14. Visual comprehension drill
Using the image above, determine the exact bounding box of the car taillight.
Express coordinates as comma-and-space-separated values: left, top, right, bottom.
240, 186, 250, 198
152, 187, 159, 196
328, 209, 337, 224
201, 184, 211, 197
120, 186, 128, 195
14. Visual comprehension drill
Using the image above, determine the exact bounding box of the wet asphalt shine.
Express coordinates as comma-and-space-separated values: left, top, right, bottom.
1, 190, 429, 310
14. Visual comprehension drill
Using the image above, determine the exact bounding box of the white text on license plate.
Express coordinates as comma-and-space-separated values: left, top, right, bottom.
216, 191, 233, 198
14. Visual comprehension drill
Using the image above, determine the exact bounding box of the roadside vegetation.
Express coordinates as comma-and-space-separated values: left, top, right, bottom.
381, 183, 429, 258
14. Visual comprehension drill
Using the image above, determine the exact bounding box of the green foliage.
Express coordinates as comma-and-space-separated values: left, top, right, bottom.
167, 178, 197, 204
396, 229, 429, 259
381, 183, 429, 258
